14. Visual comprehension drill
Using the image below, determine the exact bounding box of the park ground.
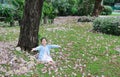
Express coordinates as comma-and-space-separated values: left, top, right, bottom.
0, 16, 120, 77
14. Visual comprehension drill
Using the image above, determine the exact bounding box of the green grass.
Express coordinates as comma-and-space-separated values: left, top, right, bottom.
1, 22, 120, 77
110, 12, 120, 16
0, 26, 19, 42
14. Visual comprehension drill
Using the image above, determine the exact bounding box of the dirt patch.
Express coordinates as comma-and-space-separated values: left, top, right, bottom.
54, 16, 80, 25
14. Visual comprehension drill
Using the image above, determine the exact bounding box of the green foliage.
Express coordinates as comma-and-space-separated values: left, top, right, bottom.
70, 6, 78, 15
103, 0, 115, 5
0, 3, 15, 22
77, 0, 94, 16
101, 6, 113, 15
93, 17, 120, 36
42, 1, 57, 19
13, 0, 24, 20
0, 0, 24, 24
43, 1, 53, 16
52, 0, 70, 16
52, 0, 80, 16
68, 0, 79, 15
47, 0, 94, 16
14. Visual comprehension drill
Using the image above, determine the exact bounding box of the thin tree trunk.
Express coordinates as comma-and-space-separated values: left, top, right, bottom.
17, 0, 43, 51
51, 19, 54, 24
92, 0, 103, 17
43, 16, 48, 24
10, 21, 14, 27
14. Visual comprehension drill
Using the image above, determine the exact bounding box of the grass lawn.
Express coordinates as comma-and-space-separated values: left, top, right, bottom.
110, 12, 120, 16
0, 22, 120, 77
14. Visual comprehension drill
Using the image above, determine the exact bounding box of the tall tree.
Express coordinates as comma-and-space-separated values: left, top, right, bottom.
17, 0, 43, 51
92, 0, 103, 16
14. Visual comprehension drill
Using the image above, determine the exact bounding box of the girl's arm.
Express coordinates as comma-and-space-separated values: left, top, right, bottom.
31, 46, 41, 51
49, 45, 61, 49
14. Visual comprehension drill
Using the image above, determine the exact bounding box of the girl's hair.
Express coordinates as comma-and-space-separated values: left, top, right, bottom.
40, 37, 47, 42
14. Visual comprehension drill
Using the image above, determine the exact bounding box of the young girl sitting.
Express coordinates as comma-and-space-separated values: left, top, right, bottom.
31, 37, 61, 63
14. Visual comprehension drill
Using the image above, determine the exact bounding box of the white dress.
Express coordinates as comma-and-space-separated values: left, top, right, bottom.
41, 48, 53, 63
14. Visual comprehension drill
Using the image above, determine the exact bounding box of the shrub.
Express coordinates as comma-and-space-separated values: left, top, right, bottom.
51, 0, 94, 16
0, 4, 15, 22
70, 6, 78, 15
52, 0, 70, 16
13, 0, 24, 20
0, 0, 24, 26
103, 0, 115, 5
77, 0, 94, 16
93, 17, 120, 36
78, 16, 96, 22
101, 6, 113, 15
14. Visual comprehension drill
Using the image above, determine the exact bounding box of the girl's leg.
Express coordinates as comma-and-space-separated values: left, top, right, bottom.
48, 60, 56, 65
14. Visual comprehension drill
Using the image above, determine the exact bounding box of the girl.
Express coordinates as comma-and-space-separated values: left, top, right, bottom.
31, 37, 61, 63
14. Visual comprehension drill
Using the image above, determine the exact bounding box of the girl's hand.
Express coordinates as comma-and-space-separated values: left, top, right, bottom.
31, 48, 35, 52
58, 45, 61, 48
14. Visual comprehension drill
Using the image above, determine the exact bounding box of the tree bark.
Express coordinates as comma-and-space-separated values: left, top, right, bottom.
10, 21, 15, 27
17, 0, 43, 51
92, 0, 103, 17
43, 16, 48, 24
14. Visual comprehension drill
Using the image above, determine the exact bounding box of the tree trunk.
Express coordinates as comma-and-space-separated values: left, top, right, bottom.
10, 21, 15, 27
92, 0, 103, 17
17, 0, 43, 51
43, 16, 48, 24
51, 19, 54, 24
18, 20, 22, 26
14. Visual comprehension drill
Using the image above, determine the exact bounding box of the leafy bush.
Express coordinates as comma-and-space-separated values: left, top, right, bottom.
67, 0, 79, 15
93, 17, 120, 36
13, 0, 24, 20
0, 0, 24, 26
42, 1, 57, 19
101, 6, 113, 15
0, 4, 15, 22
103, 0, 115, 5
51, 0, 95, 16
52, 0, 70, 16
77, 0, 94, 16
52, 0, 81, 16
69, 6, 78, 15
78, 16, 96, 22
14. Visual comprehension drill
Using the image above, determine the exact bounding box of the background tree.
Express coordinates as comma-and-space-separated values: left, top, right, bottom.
17, 0, 43, 51
92, 0, 103, 16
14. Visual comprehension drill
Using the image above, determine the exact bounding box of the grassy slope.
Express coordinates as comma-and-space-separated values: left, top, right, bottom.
0, 22, 120, 77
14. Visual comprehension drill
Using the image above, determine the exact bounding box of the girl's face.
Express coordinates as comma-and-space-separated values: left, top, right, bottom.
41, 39, 47, 46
